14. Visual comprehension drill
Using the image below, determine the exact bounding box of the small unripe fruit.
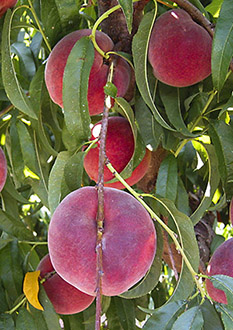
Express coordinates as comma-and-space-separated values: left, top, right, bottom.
48, 186, 156, 296
206, 237, 233, 304
148, 9, 212, 87
37, 254, 94, 315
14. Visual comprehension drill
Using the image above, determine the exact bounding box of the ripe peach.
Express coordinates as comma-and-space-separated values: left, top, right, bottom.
37, 254, 95, 315
45, 29, 131, 115
229, 197, 233, 226
206, 237, 233, 304
83, 116, 151, 188
0, 147, 7, 192
0, 0, 17, 18
48, 186, 156, 296
148, 9, 212, 87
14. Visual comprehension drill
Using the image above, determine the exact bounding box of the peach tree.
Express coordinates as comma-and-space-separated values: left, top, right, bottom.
0, 0, 233, 329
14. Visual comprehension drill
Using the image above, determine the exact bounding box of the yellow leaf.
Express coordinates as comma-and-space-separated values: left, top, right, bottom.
23, 271, 44, 311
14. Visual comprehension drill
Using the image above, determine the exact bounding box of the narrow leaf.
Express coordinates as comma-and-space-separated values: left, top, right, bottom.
1, 11, 37, 119
118, 0, 133, 33
212, 0, 233, 91
172, 306, 204, 330
63, 37, 93, 142
216, 304, 233, 330
211, 275, 233, 306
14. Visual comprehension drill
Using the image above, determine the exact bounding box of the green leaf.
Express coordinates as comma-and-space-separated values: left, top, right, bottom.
190, 142, 220, 225
175, 177, 190, 215
110, 297, 136, 330
206, 0, 224, 17
156, 154, 178, 203
211, 275, 233, 306
216, 304, 233, 330
11, 42, 36, 82
212, 0, 233, 91
0, 209, 33, 240
135, 96, 164, 150
159, 84, 196, 138
157, 198, 200, 302
64, 152, 85, 192
63, 37, 93, 143
118, 0, 133, 33
0, 314, 15, 330
120, 223, 163, 299
209, 120, 233, 199
1, 11, 37, 119
15, 309, 38, 330
132, 8, 174, 131
48, 151, 71, 214
200, 299, 224, 330
0, 242, 24, 304
104, 82, 118, 98
143, 301, 186, 329
16, 120, 38, 176
172, 306, 204, 330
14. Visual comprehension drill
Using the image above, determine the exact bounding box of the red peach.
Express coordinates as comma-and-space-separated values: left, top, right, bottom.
84, 116, 134, 183
48, 186, 156, 296
229, 197, 233, 226
0, 0, 17, 18
148, 9, 212, 87
37, 254, 94, 315
0, 147, 7, 192
206, 237, 233, 304
45, 29, 131, 115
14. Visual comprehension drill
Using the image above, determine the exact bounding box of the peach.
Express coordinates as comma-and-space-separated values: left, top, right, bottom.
206, 237, 233, 304
0, 147, 7, 192
0, 0, 17, 18
45, 29, 131, 115
37, 254, 95, 315
48, 186, 156, 296
83, 116, 151, 188
148, 9, 212, 87
229, 197, 233, 226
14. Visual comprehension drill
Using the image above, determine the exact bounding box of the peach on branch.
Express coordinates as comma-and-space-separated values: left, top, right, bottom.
37, 254, 95, 315
45, 29, 131, 115
148, 9, 212, 87
48, 186, 156, 296
0, 0, 17, 18
0, 147, 7, 192
206, 237, 233, 304
83, 116, 151, 189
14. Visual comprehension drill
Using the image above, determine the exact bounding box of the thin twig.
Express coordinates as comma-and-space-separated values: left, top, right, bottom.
95, 61, 115, 330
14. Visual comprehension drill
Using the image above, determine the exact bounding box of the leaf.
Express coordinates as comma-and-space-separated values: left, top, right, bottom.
209, 120, 233, 199
120, 222, 163, 299
172, 306, 204, 330
1, 11, 37, 119
159, 84, 196, 138
212, 0, 233, 91
135, 96, 164, 150
23, 271, 44, 311
132, 8, 174, 131
156, 198, 200, 302
175, 177, 190, 215
110, 297, 135, 330
156, 154, 178, 203
216, 304, 233, 330
63, 37, 93, 143
0, 209, 33, 240
200, 299, 224, 330
143, 300, 186, 330
210, 275, 233, 306
206, 0, 224, 17
64, 152, 85, 191
190, 142, 220, 225
118, 0, 133, 33
0, 241, 24, 304
0, 314, 15, 330
15, 309, 38, 330
48, 151, 71, 214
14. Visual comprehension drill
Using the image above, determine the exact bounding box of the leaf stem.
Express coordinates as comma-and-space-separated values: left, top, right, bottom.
106, 161, 206, 298
5, 296, 27, 315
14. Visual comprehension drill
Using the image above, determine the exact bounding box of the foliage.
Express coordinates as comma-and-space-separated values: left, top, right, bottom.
0, 0, 233, 329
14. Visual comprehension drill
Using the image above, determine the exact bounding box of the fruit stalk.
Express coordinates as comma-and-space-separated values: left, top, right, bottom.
95, 62, 114, 330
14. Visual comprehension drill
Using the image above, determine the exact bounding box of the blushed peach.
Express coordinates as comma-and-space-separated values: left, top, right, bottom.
0, 147, 7, 192
37, 254, 95, 315
48, 186, 156, 296
0, 0, 17, 18
148, 9, 212, 87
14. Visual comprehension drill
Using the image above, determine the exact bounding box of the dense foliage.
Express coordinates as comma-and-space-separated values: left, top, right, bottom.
0, 0, 233, 329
